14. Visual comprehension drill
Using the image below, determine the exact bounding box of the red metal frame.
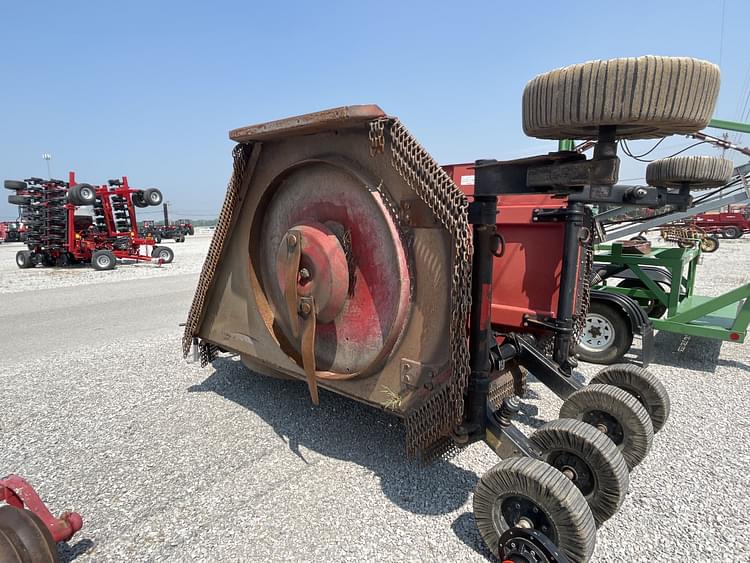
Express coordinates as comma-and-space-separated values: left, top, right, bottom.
62, 172, 161, 264
1, 475, 82, 543
443, 163, 578, 332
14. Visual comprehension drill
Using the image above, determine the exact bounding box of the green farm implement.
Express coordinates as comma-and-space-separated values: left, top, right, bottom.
579, 241, 750, 364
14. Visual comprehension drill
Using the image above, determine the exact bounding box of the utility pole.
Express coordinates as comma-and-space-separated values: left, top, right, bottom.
42, 153, 51, 179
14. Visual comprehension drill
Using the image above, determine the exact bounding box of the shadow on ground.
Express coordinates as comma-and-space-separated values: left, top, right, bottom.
651, 331, 723, 372
58, 538, 94, 562
452, 512, 499, 562
189, 357, 481, 519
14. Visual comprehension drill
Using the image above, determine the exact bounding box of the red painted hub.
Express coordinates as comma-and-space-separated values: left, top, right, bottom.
275, 221, 349, 323
258, 160, 411, 375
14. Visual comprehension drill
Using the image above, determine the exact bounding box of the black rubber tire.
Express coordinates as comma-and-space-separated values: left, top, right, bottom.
723, 226, 742, 239
522, 56, 720, 140
151, 245, 174, 264
616, 279, 668, 319
8, 195, 31, 205
15, 250, 34, 269
473, 457, 596, 563
530, 418, 629, 527
591, 364, 671, 433
68, 183, 97, 205
646, 156, 733, 190
144, 188, 163, 206
132, 191, 148, 208
699, 235, 719, 253
0, 506, 58, 563
560, 384, 654, 470
576, 301, 633, 365
91, 249, 116, 271
4, 180, 27, 190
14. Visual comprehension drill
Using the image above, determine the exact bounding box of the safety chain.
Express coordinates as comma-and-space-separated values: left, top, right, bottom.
370, 118, 473, 460
573, 240, 595, 343
182, 143, 252, 357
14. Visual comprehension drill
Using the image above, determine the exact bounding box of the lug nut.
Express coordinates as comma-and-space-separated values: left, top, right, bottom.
299, 267, 311, 281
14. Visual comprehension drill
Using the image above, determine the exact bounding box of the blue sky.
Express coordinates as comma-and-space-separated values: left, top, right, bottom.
2, 0, 748, 220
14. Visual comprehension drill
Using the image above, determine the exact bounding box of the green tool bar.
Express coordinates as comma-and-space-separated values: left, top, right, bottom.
558, 139, 575, 151
708, 118, 750, 134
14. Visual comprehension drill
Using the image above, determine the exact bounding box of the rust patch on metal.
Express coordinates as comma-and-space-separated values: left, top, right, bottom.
229, 105, 386, 142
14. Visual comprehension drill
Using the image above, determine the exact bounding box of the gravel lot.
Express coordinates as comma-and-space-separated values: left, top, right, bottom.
0, 234, 748, 562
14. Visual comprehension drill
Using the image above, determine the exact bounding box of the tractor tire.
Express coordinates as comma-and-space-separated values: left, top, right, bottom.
4, 180, 27, 190
152, 245, 174, 263
645, 156, 733, 190
15, 251, 34, 269
8, 195, 31, 205
723, 226, 742, 239
68, 183, 97, 205
699, 235, 720, 253
132, 191, 148, 208
576, 301, 632, 365
144, 188, 163, 206
473, 457, 596, 563
522, 56, 720, 140
188, 226, 195, 235
91, 249, 116, 271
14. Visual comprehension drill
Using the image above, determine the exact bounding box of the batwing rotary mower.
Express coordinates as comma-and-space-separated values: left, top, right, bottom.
184, 56, 720, 562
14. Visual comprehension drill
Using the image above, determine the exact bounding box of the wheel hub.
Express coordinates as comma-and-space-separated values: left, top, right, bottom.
496, 495, 555, 543
580, 313, 615, 352
583, 410, 625, 447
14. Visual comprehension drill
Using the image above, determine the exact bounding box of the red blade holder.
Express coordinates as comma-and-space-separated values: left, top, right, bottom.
0, 475, 83, 543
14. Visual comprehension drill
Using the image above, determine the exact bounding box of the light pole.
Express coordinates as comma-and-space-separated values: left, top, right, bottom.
42, 153, 51, 179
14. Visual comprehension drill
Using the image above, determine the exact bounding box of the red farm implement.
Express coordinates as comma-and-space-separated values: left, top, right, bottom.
4, 173, 174, 270
0, 474, 83, 563
184, 55, 725, 562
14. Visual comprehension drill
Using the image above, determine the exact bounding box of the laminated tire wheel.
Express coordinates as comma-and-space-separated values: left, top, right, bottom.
530, 418, 629, 527
590, 364, 670, 433
473, 457, 596, 563
523, 56, 720, 140
560, 384, 653, 470
646, 156, 733, 190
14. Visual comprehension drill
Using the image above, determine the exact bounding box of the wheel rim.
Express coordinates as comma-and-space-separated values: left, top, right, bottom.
581, 410, 625, 447
545, 451, 596, 498
579, 313, 615, 352
159, 250, 170, 260
493, 494, 556, 544
16, 255, 24, 266
81, 187, 93, 200
96, 255, 111, 268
